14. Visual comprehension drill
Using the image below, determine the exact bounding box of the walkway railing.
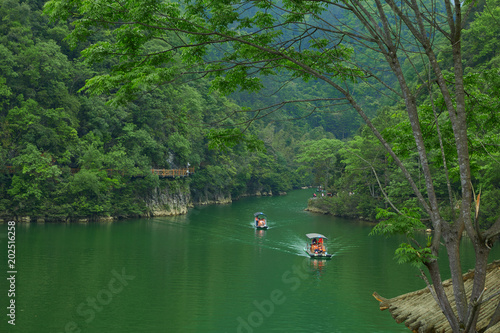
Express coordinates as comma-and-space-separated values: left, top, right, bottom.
151, 168, 195, 177
4, 166, 195, 178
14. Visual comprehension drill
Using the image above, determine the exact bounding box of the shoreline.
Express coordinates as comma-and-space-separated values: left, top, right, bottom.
0, 190, 296, 224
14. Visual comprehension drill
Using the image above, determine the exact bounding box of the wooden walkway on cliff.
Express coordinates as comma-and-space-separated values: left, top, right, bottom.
150, 168, 195, 177
4, 166, 195, 178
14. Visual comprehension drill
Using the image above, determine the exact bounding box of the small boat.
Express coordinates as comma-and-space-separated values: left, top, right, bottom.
254, 212, 268, 229
304, 233, 332, 259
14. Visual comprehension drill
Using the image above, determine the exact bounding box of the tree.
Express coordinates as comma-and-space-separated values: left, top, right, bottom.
296, 138, 343, 191
7, 143, 62, 215
45, 0, 500, 330
463, 0, 500, 68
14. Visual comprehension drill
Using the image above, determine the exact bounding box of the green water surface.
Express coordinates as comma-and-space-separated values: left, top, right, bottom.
1, 189, 498, 333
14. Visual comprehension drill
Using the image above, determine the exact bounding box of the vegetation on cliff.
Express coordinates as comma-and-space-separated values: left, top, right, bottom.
0, 0, 333, 220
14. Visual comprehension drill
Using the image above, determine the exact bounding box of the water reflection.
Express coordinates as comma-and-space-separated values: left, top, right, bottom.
13, 189, 499, 333
310, 259, 327, 279
254, 228, 266, 239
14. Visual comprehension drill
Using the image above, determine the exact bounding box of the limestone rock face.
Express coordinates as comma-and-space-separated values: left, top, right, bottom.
192, 192, 232, 206
145, 186, 191, 217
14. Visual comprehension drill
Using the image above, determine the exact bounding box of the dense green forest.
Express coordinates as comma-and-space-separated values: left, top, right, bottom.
1, 0, 500, 228
308, 0, 500, 227
0, 0, 340, 221
26, 1, 500, 330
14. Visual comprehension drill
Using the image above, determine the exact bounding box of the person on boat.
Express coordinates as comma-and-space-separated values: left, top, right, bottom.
317, 238, 325, 253
310, 239, 318, 253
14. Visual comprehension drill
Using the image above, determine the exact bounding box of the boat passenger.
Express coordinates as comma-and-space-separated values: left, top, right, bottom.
310, 239, 319, 253
317, 238, 324, 253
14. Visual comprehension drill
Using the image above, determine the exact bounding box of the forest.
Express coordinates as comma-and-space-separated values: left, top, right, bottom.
3, 0, 500, 331
0, 0, 323, 221
0, 0, 499, 229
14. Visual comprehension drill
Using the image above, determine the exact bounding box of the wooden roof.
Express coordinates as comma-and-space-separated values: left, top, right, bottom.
373, 260, 500, 332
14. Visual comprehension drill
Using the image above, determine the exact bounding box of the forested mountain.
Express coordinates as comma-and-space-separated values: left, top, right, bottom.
22, 1, 500, 330
1, 0, 500, 229
308, 0, 500, 226
0, 0, 338, 221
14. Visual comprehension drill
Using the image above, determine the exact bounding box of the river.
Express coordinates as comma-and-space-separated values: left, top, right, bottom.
1, 189, 499, 333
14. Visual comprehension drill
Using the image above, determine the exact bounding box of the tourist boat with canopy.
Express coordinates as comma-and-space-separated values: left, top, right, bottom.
304, 233, 332, 259
254, 212, 268, 229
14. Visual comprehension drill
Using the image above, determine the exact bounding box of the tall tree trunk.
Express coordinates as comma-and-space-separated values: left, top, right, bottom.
444, 222, 468, 325
426, 260, 461, 331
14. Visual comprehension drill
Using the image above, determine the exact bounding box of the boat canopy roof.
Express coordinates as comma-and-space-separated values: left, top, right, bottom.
254, 212, 266, 217
306, 233, 328, 240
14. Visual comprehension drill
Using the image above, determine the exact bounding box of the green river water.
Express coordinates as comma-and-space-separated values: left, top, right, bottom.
1, 189, 499, 333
